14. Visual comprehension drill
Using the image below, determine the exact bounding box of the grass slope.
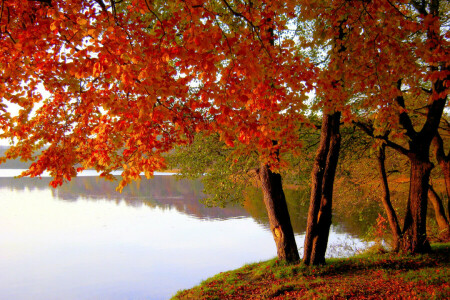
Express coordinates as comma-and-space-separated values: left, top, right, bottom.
173, 243, 449, 299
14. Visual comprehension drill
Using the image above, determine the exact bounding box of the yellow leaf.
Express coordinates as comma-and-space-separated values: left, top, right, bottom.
77, 18, 88, 26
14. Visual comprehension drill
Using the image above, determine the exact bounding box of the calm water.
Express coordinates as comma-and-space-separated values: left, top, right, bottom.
0, 170, 369, 299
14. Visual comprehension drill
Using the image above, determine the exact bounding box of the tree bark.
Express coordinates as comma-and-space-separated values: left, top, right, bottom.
428, 184, 450, 236
440, 161, 450, 217
377, 144, 402, 251
259, 164, 300, 263
253, 19, 299, 263
303, 112, 341, 265
445, 163, 450, 215
433, 133, 450, 213
400, 157, 432, 253
303, 114, 331, 266
395, 0, 448, 253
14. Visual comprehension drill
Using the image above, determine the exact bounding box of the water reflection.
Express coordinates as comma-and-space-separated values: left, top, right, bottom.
0, 175, 249, 221
0, 172, 380, 237
0, 172, 371, 300
243, 186, 380, 237
0, 175, 275, 300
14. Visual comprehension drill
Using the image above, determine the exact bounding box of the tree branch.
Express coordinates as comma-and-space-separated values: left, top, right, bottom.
410, 0, 428, 15
28, 0, 52, 6
353, 121, 410, 156
395, 79, 417, 139
220, 0, 271, 58
432, 131, 448, 164
93, 0, 107, 12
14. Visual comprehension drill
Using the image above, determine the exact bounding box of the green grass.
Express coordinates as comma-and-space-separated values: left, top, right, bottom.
172, 243, 450, 299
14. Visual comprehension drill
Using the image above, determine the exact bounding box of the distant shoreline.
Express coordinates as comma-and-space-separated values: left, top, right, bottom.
0, 169, 176, 178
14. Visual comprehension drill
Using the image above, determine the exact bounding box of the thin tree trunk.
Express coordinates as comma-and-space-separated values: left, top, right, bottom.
377, 144, 402, 251
259, 163, 300, 263
440, 164, 450, 216
303, 112, 341, 265
428, 184, 450, 236
400, 157, 432, 253
433, 133, 450, 214
440, 160, 450, 209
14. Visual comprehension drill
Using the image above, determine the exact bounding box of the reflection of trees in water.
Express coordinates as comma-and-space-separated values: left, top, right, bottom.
0, 175, 388, 237
243, 188, 309, 233
243, 186, 382, 238
0, 176, 249, 221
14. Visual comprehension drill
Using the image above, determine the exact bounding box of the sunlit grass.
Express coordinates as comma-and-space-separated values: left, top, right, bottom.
172, 243, 450, 299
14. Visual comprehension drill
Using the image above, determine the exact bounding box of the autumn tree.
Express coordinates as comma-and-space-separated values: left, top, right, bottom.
295, 0, 448, 258
335, 0, 449, 252
300, 16, 346, 265
2, 0, 446, 264
0, 0, 205, 189
165, 2, 305, 261
167, 1, 315, 263
1, 0, 315, 263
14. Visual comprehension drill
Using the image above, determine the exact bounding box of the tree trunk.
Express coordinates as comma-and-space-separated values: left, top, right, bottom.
445, 163, 450, 216
259, 163, 300, 263
377, 144, 402, 251
303, 114, 331, 266
303, 112, 341, 265
432, 133, 450, 214
400, 157, 432, 253
428, 184, 450, 236
394, 2, 447, 253
440, 161, 450, 212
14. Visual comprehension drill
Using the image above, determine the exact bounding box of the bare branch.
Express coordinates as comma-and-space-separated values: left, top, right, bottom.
144, 0, 166, 43
93, 0, 107, 12
110, 0, 116, 17
386, 0, 411, 19
28, 0, 52, 6
410, 0, 428, 15
220, 0, 271, 58
394, 79, 417, 139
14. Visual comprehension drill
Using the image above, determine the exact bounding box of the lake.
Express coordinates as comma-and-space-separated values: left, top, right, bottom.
0, 170, 370, 299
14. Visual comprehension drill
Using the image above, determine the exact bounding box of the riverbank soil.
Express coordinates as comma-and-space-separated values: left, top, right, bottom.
173, 243, 449, 299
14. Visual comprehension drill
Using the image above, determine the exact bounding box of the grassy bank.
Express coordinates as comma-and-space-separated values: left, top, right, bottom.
173, 243, 449, 299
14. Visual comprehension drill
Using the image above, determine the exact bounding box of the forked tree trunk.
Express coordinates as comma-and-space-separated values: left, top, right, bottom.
377, 144, 402, 251
395, 2, 447, 253
400, 157, 432, 253
303, 113, 331, 265
303, 112, 341, 265
259, 164, 300, 263
428, 184, 450, 236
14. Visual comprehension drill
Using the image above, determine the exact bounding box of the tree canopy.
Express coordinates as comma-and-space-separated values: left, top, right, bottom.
1, 0, 448, 262
0, 0, 315, 187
